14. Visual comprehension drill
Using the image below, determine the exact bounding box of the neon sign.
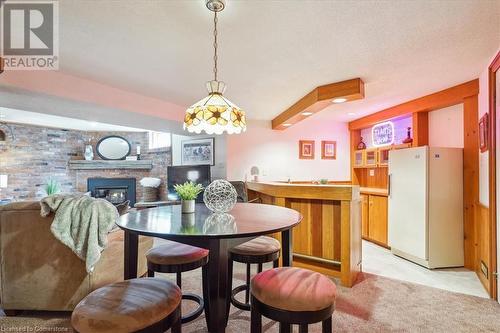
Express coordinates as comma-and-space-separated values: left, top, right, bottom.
372, 121, 394, 147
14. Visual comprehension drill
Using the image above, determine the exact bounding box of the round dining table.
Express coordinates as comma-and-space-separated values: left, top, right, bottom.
116, 202, 302, 333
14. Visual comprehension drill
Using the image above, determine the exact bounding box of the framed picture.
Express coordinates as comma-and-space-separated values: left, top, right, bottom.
479, 113, 489, 153
321, 140, 337, 160
181, 138, 215, 165
299, 140, 315, 159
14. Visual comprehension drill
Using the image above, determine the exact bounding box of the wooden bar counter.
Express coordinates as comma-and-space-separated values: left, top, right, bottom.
247, 181, 362, 287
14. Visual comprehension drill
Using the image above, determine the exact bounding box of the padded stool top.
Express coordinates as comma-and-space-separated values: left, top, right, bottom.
146, 240, 209, 266
251, 267, 336, 312
230, 236, 281, 256
71, 278, 181, 333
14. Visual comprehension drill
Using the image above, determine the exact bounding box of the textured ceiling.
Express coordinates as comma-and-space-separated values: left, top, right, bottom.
57, 0, 500, 123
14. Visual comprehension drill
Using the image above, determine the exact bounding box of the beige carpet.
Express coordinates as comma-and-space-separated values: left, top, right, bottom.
2, 263, 500, 332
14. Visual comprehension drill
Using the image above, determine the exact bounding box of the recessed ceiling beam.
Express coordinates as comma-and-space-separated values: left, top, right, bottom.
272, 78, 364, 130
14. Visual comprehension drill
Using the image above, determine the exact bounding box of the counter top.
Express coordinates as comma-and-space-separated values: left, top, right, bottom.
360, 187, 388, 196
247, 181, 360, 201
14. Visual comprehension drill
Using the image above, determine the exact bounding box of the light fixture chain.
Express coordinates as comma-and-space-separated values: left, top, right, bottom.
213, 11, 218, 81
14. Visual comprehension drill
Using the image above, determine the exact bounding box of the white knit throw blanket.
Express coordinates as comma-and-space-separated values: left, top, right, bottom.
40, 194, 118, 273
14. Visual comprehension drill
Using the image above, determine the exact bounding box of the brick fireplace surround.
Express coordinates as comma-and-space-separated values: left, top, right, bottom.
0, 123, 171, 201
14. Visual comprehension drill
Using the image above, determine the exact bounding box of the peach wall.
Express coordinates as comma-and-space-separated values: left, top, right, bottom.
226, 119, 350, 182
0, 71, 186, 121
428, 104, 464, 148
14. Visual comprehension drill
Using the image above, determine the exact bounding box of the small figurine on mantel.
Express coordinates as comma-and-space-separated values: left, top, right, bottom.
357, 137, 366, 150
403, 127, 413, 144
84, 140, 94, 161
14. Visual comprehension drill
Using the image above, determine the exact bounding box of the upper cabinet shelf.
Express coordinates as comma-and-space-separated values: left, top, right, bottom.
68, 160, 153, 170
353, 144, 411, 168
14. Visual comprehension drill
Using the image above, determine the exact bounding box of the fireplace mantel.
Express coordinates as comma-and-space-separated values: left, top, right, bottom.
69, 160, 153, 170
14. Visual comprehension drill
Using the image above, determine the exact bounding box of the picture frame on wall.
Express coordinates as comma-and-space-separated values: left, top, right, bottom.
479, 113, 489, 153
181, 138, 215, 166
321, 140, 337, 160
299, 140, 315, 159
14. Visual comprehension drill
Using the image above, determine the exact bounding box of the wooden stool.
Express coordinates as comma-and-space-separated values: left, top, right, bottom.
228, 236, 280, 311
71, 278, 181, 333
250, 267, 336, 333
146, 240, 209, 324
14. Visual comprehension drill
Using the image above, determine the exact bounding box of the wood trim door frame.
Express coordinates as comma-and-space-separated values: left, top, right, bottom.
488, 50, 500, 300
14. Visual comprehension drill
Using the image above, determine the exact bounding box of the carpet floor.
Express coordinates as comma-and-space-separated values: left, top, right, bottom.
1, 263, 500, 332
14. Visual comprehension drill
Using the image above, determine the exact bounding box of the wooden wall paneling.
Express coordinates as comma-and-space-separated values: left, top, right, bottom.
349, 79, 479, 130
488, 51, 500, 299
463, 95, 479, 270
478, 203, 491, 292
354, 168, 388, 189
288, 199, 312, 256
321, 201, 342, 262
412, 111, 429, 146
311, 200, 323, 257
350, 130, 361, 185
321, 201, 335, 260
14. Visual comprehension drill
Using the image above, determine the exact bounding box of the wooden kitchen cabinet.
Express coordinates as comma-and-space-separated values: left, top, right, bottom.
365, 149, 378, 167
368, 195, 388, 246
378, 147, 390, 166
361, 193, 388, 247
354, 150, 365, 168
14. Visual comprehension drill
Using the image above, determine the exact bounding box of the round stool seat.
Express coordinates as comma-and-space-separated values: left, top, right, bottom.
251, 267, 336, 312
230, 236, 281, 256
146, 240, 209, 266
71, 278, 181, 333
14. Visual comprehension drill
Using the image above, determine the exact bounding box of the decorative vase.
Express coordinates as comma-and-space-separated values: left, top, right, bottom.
402, 127, 413, 144
203, 179, 237, 213
181, 199, 195, 214
357, 137, 366, 150
84, 145, 94, 161
182, 212, 196, 227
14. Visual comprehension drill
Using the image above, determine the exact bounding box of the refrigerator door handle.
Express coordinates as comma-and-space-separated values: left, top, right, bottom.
388, 173, 392, 197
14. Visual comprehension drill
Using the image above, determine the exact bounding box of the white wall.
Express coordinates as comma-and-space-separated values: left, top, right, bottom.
428, 104, 464, 148
226, 119, 351, 182
171, 134, 227, 180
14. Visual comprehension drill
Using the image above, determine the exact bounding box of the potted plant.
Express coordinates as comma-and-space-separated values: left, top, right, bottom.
45, 179, 61, 196
174, 181, 204, 214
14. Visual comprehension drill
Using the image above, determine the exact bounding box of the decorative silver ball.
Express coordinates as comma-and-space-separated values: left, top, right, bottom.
203, 213, 236, 234
203, 179, 237, 213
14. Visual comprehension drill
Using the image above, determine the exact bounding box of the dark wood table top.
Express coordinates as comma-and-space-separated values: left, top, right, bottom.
116, 203, 302, 239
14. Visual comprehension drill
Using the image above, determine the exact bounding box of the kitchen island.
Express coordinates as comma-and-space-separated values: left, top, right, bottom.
247, 181, 362, 287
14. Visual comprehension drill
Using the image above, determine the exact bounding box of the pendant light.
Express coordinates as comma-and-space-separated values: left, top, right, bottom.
183, 0, 246, 135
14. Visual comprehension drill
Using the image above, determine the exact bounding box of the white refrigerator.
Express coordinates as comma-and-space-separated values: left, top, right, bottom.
388, 146, 464, 268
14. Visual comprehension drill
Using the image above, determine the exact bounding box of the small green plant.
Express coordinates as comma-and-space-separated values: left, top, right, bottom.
319, 179, 329, 185
45, 179, 61, 196
174, 181, 203, 200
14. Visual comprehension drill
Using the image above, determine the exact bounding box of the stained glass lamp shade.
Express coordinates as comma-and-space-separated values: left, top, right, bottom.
184, 81, 246, 135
